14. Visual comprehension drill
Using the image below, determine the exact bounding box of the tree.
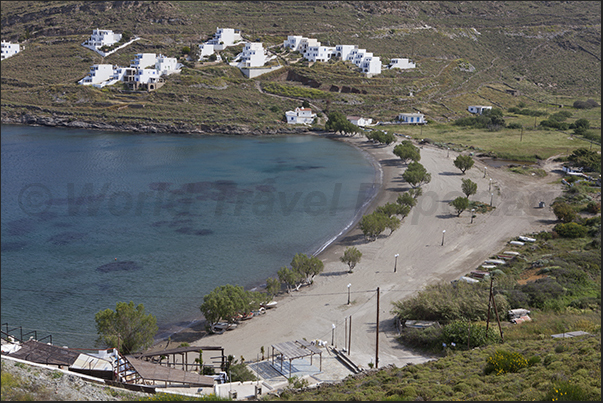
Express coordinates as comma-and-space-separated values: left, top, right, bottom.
451, 196, 470, 216
290, 253, 324, 285
265, 277, 281, 298
359, 211, 390, 241
454, 155, 475, 174
385, 215, 401, 235
95, 301, 158, 354
552, 201, 576, 223
461, 178, 478, 199
366, 130, 396, 145
200, 284, 251, 329
403, 161, 431, 188
340, 246, 362, 273
397, 192, 417, 207
302, 100, 310, 108
376, 202, 408, 217
325, 111, 359, 134
278, 266, 302, 293
393, 140, 420, 163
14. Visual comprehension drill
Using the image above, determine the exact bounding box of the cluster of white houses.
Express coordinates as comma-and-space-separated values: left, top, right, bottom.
78, 53, 181, 90
1, 40, 20, 60
283, 35, 416, 76
81, 28, 140, 57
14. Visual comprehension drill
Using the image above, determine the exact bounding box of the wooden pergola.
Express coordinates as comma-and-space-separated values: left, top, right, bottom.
133, 346, 225, 372
270, 339, 322, 379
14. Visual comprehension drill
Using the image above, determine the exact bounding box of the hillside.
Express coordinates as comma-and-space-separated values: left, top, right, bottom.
1, 1, 601, 135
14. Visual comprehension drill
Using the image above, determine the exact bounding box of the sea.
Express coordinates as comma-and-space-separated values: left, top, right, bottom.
0, 124, 378, 348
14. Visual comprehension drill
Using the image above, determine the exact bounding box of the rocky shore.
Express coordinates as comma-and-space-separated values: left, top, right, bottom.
1, 109, 313, 136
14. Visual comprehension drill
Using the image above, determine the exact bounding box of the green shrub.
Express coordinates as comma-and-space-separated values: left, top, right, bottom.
442, 321, 501, 348
544, 380, 591, 401
484, 349, 528, 375
554, 222, 588, 238
527, 355, 541, 366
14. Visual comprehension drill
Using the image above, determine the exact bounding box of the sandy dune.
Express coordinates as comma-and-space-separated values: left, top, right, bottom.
150, 134, 564, 372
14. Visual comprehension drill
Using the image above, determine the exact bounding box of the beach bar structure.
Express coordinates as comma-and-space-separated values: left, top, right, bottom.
270, 339, 322, 379
133, 346, 225, 372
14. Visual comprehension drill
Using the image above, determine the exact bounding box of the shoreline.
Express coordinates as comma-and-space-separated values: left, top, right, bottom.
148, 132, 564, 371
151, 132, 387, 345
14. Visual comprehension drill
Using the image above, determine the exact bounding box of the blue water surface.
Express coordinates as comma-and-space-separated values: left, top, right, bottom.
1, 125, 376, 347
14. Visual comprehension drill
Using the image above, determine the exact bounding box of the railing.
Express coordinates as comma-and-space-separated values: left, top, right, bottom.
1, 323, 52, 345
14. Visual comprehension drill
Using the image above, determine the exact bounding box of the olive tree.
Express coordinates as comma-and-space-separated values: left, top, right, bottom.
451, 196, 470, 216
340, 246, 362, 273
461, 178, 478, 199
95, 301, 158, 354
290, 253, 324, 285
200, 284, 252, 328
393, 140, 420, 164
454, 155, 475, 174
403, 161, 431, 188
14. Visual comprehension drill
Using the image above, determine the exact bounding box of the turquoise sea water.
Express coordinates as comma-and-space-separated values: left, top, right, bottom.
1, 125, 377, 348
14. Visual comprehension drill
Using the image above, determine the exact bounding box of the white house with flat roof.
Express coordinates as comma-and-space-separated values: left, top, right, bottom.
389, 58, 416, 69
198, 43, 216, 59
361, 56, 382, 76
155, 54, 181, 75
238, 42, 267, 67
82, 28, 122, 51
78, 64, 115, 86
347, 116, 373, 127
299, 37, 320, 55
207, 28, 242, 50
305, 45, 336, 62
283, 35, 304, 51
468, 105, 492, 114
398, 113, 426, 124
131, 53, 157, 69
335, 44, 356, 60
1, 40, 20, 60
286, 107, 316, 125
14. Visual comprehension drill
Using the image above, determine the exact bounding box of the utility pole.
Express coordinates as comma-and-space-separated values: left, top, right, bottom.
375, 287, 380, 369
348, 315, 352, 355
486, 276, 504, 342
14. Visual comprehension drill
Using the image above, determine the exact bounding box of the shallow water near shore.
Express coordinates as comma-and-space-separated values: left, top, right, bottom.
1, 125, 377, 348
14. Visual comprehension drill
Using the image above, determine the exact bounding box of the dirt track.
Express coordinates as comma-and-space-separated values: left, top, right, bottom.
150, 135, 564, 373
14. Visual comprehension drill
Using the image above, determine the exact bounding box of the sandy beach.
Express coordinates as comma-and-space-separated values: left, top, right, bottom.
148, 134, 564, 374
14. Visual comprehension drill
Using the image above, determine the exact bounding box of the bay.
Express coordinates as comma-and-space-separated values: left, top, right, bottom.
0, 125, 377, 348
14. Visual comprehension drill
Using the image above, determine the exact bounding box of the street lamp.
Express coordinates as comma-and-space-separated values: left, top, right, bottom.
394, 254, 399, 273
331, 324, 336, 346
347, 283, 351, 305
490, 193, 494, 206
471, 209, 475, 224
489, 178, 492, 191
484, 167, 487, 178
447, 148, 450, 158
441, 230, 446, 246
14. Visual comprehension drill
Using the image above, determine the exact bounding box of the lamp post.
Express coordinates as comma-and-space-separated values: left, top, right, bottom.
331, 324, 336, 346
489, 178, 492, 191
490, 193, 494, 207
441, 230, 446, 246
347, 283, 351, 305
394, 254, 399, 273
484, 167, 487, 178
471, 209, 475, 224
447, 148, 450, 158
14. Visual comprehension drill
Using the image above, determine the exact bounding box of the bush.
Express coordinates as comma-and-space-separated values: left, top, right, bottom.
484, 349, 528, 375
507, 122, 523, 129
544, 380, 591, 401
554, 222, 588, 238
442, 321, 501, 348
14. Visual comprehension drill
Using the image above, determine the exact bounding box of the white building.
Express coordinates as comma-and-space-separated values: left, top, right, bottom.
82, 28, 122, 50
155, 54, 181, 75
207, 28, 242, 50
283, 35, 304, 52
398, 113, 426, 124
298, 37, 320, 55
347, 116, 373, 127
198, 43, 216, 59
239, 42, 267, 67
334, 44, 356, 60
131, 53, 157, 69
305, 45, 336, 62
361, 56, 381, 75
78, 64, 115, 85
389, 58, 416, 69
468, 105, 492, 115
1, 40, 20, 60
286, 107, 316, 125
